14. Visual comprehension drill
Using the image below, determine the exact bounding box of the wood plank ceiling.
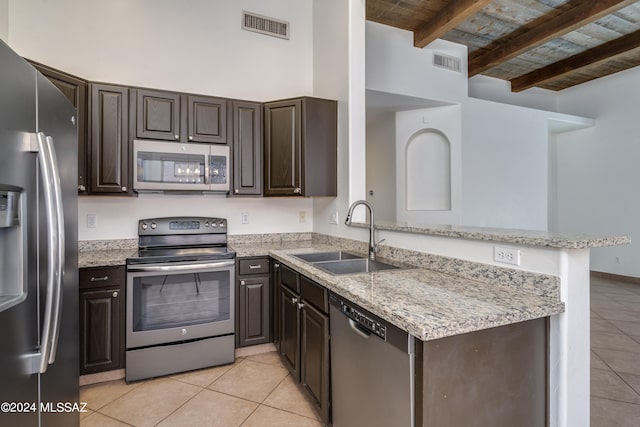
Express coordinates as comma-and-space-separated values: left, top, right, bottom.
366, 0, 640, 91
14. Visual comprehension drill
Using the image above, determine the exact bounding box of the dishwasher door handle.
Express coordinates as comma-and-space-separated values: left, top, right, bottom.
348, 319, 371, 339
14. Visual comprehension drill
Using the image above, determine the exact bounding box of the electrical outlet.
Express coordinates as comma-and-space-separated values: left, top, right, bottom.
494, 246, 521, 266
298, 211, 306, 223
330, 211, 338, 224
241, 212, 249, 224
87, 214, 97, 228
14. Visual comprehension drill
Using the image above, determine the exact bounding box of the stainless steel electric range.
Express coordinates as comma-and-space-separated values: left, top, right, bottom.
125, 217, 235, 382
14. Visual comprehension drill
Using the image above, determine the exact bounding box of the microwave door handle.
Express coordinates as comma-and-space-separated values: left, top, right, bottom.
204, 155, 210, 185
45, 135, 65, 364
35, 132, 59, 374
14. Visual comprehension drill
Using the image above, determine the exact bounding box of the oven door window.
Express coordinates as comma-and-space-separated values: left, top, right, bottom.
131, 270, 230, 332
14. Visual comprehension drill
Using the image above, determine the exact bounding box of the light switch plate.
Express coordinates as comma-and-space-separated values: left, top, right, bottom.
87, 214, 97, 228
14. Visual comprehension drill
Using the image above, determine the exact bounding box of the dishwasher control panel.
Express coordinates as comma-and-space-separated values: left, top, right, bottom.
339, 300, 386, 340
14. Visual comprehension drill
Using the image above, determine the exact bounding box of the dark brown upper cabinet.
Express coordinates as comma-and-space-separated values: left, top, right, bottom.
89, 83, 130, 194
264, 97, 337, 197
187, 96, 227, 143
29, 60, 88, 194
232, 101, 262, 196
136, 89, 181, 141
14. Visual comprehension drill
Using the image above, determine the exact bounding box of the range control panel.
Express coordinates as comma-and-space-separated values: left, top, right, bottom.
138, 217, 227, 235
339, 300, 387, 340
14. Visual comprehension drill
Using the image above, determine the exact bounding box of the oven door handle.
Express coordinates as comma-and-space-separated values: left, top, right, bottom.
127, 260, 235, 273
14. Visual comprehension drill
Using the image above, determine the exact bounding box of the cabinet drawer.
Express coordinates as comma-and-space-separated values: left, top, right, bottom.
79, 266, 124, 290
300, 276, 328, 313
238, 257, 270, 276
280, 264, 300, 293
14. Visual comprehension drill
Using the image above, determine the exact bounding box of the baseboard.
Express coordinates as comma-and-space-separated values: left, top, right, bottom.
591, 270, 640, 285
80, 369, 125, 386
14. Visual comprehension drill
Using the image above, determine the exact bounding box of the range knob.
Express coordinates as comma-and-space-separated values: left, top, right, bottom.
212, 221, 218, 228
219, 220, 225, 228
150, 222, 157, 230
141, 223, 148, 230
204, 221, 209, 227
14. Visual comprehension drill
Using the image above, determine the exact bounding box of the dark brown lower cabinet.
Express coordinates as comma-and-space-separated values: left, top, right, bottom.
300, 301, 330, 422
237, 276, 270, 347
236, 257, 271, 348
278, 264, 331, 423
79, 266, 125, 375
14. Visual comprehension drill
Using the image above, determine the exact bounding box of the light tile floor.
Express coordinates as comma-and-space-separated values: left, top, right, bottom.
80, 352, 324, 427
590, 275, 640, 426
80, 274, 640, 426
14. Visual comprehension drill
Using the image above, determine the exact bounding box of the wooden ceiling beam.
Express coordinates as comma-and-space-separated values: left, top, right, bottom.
469, 0, 638, 77
413, 0, 493, 48
510, 28, 640, 92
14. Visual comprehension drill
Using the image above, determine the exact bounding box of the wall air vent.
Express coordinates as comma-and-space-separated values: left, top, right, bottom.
242, 11, 289, 40
433, 53, 461, 73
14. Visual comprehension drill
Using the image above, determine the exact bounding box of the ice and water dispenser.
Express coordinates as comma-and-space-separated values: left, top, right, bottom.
0, 184, 26, 312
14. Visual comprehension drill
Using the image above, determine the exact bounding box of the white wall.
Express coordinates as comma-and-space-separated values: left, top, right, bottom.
0, 0, 8, 43
8, 0, 316, 240
462, 98, 551, 230
366, 21, 468, 104
313, 0, 369, 236
469, 74, 558, 112
366, 111, 395, 221
8, 0, 313, 101
78, 195, 313, 240
556, 66, 640, 277
396, 105, 462, 224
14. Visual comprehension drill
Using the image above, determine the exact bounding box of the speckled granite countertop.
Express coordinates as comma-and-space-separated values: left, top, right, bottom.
351, 221, 630, 249
231, 241, 564, 341
80, 236, 564, 341
78, 239, 137, 268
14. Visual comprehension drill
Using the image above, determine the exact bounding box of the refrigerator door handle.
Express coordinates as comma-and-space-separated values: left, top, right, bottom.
34, 132, 61, 374
45, 135, 65, 364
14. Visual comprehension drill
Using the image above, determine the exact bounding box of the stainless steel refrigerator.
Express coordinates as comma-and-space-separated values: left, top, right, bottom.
0, 40, 79, 426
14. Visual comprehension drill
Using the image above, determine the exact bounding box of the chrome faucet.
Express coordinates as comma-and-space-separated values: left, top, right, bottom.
345, 200, 381, 261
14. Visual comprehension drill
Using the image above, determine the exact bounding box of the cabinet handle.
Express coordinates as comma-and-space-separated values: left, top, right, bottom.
274, 263, 280, 268
112, 291, 119, 298
234, 189, 239, 194
90, 276, 109, 282
291, 297, 298, 304
121, 186, 127, 192
293, 187, 301, 194
248, 264, 262, 270
240, 280, 246, 285
297, 302, 305, 310
174, 134, 179, 140
78, 184, 86, 191
189, 136, 194, 141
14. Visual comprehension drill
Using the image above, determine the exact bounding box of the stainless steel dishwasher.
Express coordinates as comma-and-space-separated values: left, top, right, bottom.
329, 292, 416, 427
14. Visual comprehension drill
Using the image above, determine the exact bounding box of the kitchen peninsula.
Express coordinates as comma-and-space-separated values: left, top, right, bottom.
79, 225, 628, 426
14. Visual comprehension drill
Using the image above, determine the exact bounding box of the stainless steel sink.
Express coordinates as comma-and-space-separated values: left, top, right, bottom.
313, 258, 399, 275
292, 251, 362, 263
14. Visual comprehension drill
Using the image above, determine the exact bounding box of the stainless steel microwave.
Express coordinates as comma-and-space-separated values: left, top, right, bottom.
133, 140, 230, 193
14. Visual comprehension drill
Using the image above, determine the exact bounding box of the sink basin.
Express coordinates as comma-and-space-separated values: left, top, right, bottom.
313, 258, 399, 275
292, 251, 362, 263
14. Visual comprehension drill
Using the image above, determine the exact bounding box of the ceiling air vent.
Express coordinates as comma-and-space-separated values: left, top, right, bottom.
433, 53, 461, 73
242, 11, 289, 40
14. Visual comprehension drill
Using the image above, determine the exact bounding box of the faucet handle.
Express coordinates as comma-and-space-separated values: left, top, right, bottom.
374, 238, 386, 253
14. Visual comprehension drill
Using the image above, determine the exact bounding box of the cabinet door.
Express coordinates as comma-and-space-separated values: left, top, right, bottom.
279, 285, 300, 379
264, 99, 302, 196
187, 96, 227, 143
271, 260, 281, 344
300, 301, 330, 423
232, 101, 262, 195
79, 287, 123, 374
237, 276, 270, 347
89, 84, 129, 194
136, 89, 181, 141
30, 61, 88, 193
